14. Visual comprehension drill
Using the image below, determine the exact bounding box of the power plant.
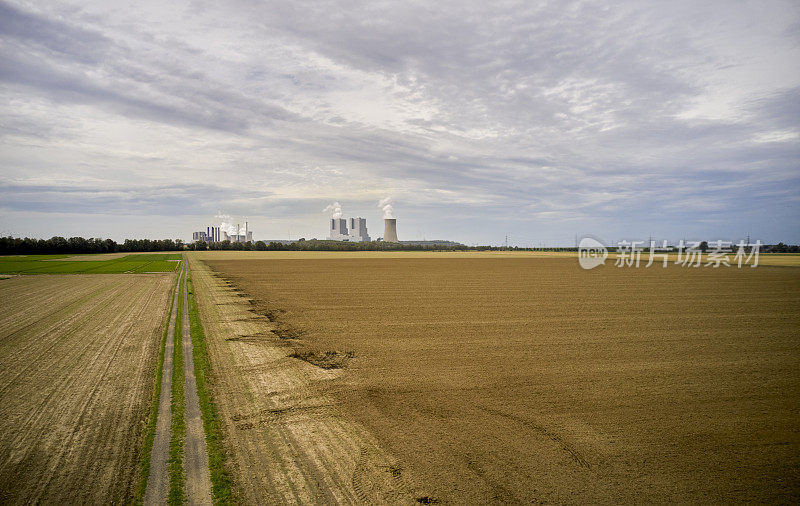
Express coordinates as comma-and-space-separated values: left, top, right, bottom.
329, 217, 371, 242
192, 203, 402, 244
383, 218, 398, 242
192, 221, 252, 243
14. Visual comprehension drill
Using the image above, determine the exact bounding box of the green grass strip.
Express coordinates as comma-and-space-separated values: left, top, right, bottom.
168, 267, 187, 505
187, 269, 234, 504
134, 266, 181, 503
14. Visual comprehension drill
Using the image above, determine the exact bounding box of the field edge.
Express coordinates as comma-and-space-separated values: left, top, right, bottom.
168, 267, 187, 505
187, 268, 235, 504
134, 267, 180, 503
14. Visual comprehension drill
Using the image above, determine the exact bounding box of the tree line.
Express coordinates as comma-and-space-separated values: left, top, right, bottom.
186, 238, 574, 252
0, 236, 184, 255
3, 235, 798, 255
187, 238, 472, 251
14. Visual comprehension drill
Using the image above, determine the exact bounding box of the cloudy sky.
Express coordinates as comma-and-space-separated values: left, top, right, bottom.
1, 0, 798, 245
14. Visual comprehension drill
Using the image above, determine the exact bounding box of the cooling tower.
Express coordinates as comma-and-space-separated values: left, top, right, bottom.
383, 218, 398, 242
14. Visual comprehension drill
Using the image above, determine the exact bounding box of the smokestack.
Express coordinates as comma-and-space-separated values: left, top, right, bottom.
383, 218, 398, 242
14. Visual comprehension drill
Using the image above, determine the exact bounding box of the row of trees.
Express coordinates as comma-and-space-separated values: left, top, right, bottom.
186, 238, 584, 252
0, 236, 184, 255
765, 242, 800, 253
3, 235, 799, 255
187, 238, 475, 251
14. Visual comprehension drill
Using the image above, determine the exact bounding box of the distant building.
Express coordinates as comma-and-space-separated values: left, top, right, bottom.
205, 226, 220, 242
217, 222, 253, 243
348, 217, 371, 242
383, 218, 398, 242
329, 218, 349, 240
329, 217, 370, 241
193, 223, 253, 243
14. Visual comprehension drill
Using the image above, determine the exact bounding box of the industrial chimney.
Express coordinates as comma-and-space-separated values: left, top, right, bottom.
383, 218, 398, 242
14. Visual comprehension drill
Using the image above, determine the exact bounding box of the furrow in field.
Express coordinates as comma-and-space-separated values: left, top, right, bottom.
0, 276, 95, 331
0, 274, 173, 504
0, 280, 124, 397
34, 277, 155, 503
0, 278, 147, 450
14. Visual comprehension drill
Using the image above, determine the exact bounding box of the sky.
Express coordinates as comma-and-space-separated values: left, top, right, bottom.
1, 0, 798, 246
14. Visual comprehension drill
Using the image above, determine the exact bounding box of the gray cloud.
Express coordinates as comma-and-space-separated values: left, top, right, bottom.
0, 0, 798, 244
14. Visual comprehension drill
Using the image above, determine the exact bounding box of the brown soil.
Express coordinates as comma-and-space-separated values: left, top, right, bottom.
0, 273, 173, 504
188, 256, 432, 504
206, 256, 800, 504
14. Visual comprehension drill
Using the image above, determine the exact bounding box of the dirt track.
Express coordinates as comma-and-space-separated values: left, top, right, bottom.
144, 270, 180, 504
208, 256, 800, 504
180, 260, 213, 504
188, 256, 431, 504
0, 274, 173, 503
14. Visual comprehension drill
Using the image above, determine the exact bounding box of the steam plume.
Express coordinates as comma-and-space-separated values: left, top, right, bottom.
323, 201, 343, 219
215, 212, 243, 235
378, 197, 394, 219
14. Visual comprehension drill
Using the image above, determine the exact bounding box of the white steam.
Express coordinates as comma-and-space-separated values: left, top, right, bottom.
378, 197, 394, 219
215, 212, 245, 236
323, 201, 343, 219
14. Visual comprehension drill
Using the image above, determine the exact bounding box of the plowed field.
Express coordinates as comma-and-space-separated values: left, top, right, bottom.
0, 274, 173, 503
207, 256, 800, 504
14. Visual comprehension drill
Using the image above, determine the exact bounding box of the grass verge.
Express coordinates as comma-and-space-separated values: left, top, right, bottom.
134, 265, 180, 503
187, 270, 234, 504
168, 267, 186, 505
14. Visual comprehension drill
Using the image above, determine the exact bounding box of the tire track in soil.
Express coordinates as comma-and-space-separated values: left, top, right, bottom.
4, 278, 152, 477
0, 281, 120, 396
35, 278, 156, 502
180, 258, 214, 505
0, 276, 94, 333
188, 256, 430, 505
144, 266, 181, 505
0, 274, 172, 504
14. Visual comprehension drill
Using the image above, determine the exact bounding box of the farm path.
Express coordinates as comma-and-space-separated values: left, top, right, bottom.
180, 258, 213, 505
144, 266, 180, 505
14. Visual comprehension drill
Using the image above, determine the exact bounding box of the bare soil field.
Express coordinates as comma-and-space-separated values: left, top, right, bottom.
207, 255, 800, 504
188, 256, 433, 504
0, 273, 173, 503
